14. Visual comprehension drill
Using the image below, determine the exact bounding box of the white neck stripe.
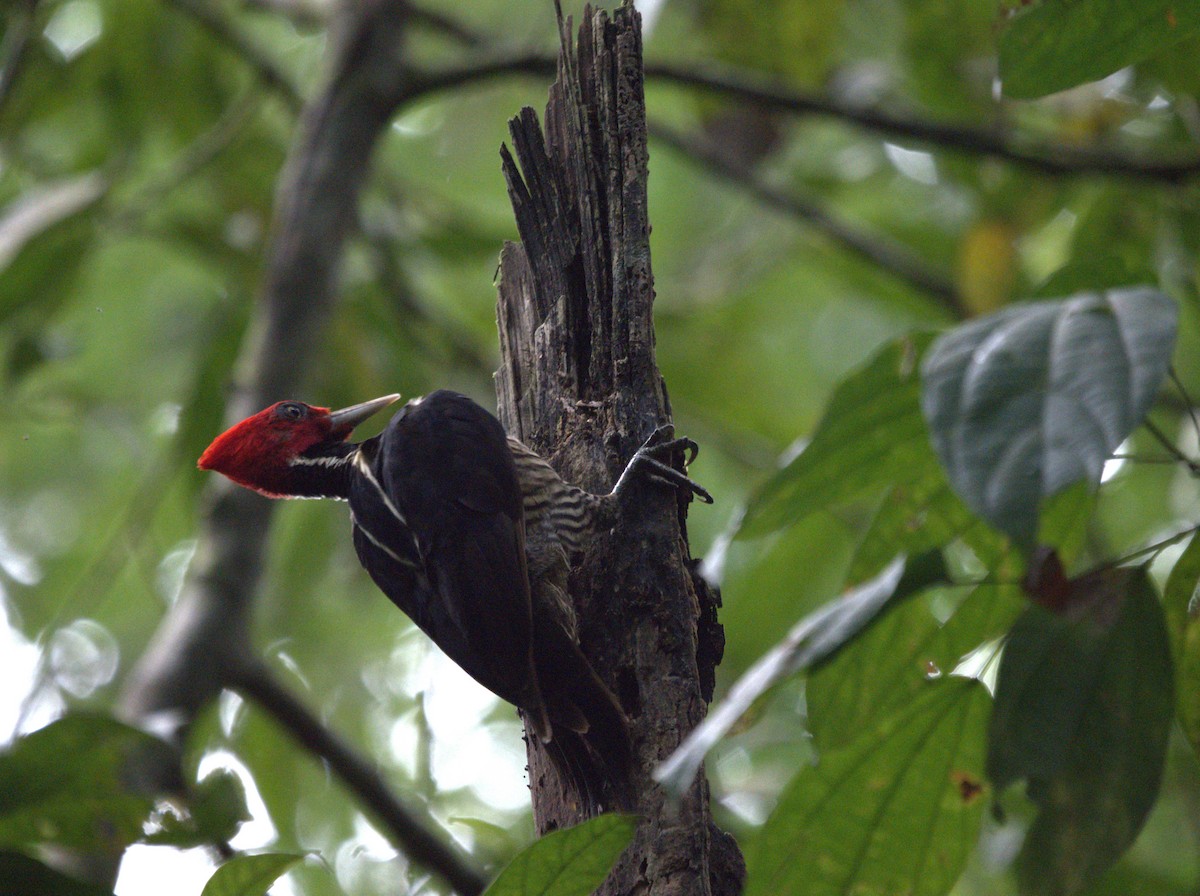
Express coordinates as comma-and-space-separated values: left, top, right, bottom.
288, 453, 354, 469
350, 511, 417, 568
353, 452, 408, 527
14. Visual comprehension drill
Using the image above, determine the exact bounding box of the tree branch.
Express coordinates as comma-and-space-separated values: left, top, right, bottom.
397, 52, 555, 104
110, 0, 417, 886
407, 3, 485, 46
228, 661, 487, 896
642, 61, 1200, 183
650, 121, 965, 315
167, 0, 1200, 185
0, 0, 37, 117
392, 48, 1200, 183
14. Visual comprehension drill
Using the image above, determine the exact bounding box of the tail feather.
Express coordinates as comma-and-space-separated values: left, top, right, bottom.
543, 728, 636, 814
531, 613, 635, 810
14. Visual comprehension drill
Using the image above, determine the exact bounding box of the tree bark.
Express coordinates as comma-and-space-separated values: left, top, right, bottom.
494, 4, 742, 895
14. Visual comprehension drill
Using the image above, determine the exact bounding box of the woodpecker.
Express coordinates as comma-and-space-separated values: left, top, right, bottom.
198, 389, 709, 804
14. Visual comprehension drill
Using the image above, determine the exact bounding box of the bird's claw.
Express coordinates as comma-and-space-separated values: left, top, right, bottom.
620, 426, 714, 504
639, 425, 701, 466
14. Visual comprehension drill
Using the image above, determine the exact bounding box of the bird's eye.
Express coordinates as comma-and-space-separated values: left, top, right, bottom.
275, 402, 308, 421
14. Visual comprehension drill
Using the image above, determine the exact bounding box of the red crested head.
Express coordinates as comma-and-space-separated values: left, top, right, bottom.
197, 394, 400, 498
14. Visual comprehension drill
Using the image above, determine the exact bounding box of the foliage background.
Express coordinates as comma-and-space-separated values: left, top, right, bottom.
2, 0, 1199, 894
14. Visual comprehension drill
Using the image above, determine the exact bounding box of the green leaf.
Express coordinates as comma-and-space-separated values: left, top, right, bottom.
987, 568, 1173, 896
655, 552, 948, 795
745, 678, 990, 896
845, 467, 1004, 585
142, 769, 250, 848
738, 333, 935, 539
1036, 481, 1095, 562
483, 814, 637, 896
921, 288, 1177, 547
0, 851, 116, 896
0, 713, 176, 851
1163, 533, 1200, 754
999, 0, 1200, 99
808, 583, 1023, 751
200, 853, 305, 896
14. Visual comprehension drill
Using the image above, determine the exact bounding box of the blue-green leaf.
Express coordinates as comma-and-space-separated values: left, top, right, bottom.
921, 288, 1176, 547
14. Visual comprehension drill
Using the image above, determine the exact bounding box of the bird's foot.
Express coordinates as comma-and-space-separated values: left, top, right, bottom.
614, 425, 714, 504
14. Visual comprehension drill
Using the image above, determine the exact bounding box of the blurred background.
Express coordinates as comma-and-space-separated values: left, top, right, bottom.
2, 0, 1199, 893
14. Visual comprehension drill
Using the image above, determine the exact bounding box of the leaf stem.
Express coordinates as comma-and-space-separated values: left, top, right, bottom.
1169, 367, 1200, 449
1110, 522, 1200, 568
1142, 416, 1200, 475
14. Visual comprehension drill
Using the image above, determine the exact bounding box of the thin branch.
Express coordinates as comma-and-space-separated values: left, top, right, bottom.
113, 89, 265, 230
239, 0, 327, 29
1110, 453, 1182, 465
408, 4, 485, 46
241, 0, 502, 68
650, 121, 965, 315
1142, 416, 1200, 475
397, 52, 554, 105
0, 0, 37, 117
169, 0, 303, 112
1170, 367, 1200, 447
388, 49, 1200, 182
356, 213, 494, 373
228, 661, 487, 896
1110, 521, 1200, 567
164, 0, 1200, 186
643, 61, 1200, 183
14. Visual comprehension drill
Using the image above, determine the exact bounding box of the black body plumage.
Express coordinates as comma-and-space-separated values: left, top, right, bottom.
348, 392, 632, 800
349, 391, 547, 727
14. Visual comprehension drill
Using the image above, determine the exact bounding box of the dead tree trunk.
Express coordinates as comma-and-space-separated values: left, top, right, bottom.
494, 4, 743, 895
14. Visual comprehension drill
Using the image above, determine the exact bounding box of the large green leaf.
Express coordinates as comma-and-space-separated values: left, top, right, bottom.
1163, 533, 1200, 754
807, 583, 1023, 751
0, 713, 175, 852
655, 552, 947, 796
845, 467, 1007, 585
999, 0, 1200, 99
738, 333, 936, 539
921, 289, 1176, 547
200, 853, 305, 896
0, 851, 116, 896
745, 678, 990, 896
483, 814, 637, 896
988, 567, 1174, 896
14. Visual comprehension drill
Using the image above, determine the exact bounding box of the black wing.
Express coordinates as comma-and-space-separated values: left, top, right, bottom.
349, 391, 546, 727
